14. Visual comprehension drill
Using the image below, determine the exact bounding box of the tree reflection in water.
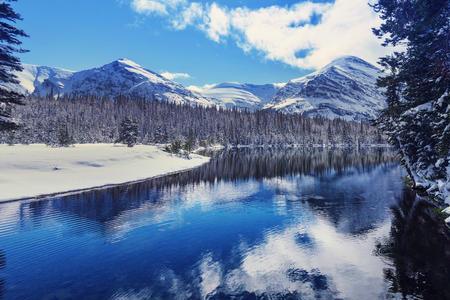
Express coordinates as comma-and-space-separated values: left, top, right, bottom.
376, 189, 450, 299
1, 148, 424, 299
20, 148, 398, 227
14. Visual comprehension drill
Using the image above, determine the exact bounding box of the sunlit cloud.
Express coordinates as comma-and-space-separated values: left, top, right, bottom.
161, 71, 191, 81
130, 0, 187, 15
128, 0, 389, 70
171, 2, 205, 30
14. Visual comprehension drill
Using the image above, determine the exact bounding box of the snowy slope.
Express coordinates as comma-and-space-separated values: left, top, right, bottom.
11, 64, 74, 95
14, 59, 213, 106
264, 56, 385, 121
190, 82, 284, 110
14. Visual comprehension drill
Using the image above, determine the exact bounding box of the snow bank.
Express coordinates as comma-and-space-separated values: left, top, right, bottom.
0, 144, 209, 202
444, 205, 450, 225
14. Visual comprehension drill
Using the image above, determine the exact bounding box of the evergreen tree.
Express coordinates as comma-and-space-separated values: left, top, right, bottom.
0, 0, 28, 131
183, 134, 195, 159
326, 123, 334, 146
169, 139, 182, 155
6, 129, 14, 145
57, 122, 74, 147
373, 0, 450, 196
117, 117, 138, 147
3, 95, 384, 148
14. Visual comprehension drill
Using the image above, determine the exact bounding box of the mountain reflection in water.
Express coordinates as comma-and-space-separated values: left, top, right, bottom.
0, 148, 448, 299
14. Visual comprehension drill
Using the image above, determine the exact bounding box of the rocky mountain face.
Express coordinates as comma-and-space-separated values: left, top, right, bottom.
13, 64, 73, 95
15, 59, 212, 106
263, 56, 385, 121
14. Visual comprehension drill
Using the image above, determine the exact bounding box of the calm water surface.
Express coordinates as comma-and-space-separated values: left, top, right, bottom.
0, 149, 449, 300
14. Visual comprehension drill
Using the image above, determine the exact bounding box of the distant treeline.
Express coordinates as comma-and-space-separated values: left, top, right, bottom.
1, 95, 385, 146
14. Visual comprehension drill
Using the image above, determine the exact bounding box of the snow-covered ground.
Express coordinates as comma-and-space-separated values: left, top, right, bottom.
0, 144, 210, 202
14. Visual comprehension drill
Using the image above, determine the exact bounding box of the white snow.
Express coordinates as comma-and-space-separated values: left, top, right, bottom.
11, 59, 214, 107
402, 101, 433, 117
445, 202, 450, 224
117, 58, 168, 85
189, 82, 281, 110
265, 97, 314, 112
266, 55, 385, 121
8, 64, 73, 95
11, 56, 385, 121
446, 161, 450, 205
0, 144, 209, 202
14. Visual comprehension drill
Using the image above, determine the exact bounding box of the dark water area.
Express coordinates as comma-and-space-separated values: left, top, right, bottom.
0, 148, 449, 299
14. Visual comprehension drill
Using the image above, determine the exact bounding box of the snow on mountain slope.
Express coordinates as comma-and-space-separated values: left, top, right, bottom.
12, 64, 73, 95
264, 56, 385, 121
189, 82, 284, 110
58, 59, 212, 105
14, 59, 212, 106
13, 56, 385, 120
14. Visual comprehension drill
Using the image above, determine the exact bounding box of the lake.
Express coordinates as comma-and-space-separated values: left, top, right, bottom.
1, 148, 449, 300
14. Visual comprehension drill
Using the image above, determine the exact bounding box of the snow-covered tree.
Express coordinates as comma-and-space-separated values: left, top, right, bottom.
57, 122, 74, 147
0, 0, 27, 130
373, 0, 450, 200
117, 117, 138, 147
183, 134, 195, 159
3, 95, 385, 147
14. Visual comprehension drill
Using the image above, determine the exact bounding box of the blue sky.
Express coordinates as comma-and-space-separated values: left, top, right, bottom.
14, 0, 385, 86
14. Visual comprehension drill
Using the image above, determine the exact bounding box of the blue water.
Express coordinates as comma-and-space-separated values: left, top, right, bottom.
0, 149, 413, 299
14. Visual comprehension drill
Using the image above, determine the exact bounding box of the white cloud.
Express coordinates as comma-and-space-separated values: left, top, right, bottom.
227, 2, 331, 68
203, 3, 230, 42
161, 71, 191, 81
130, 0, 186, 15
129, 0, 390, 70
171, 2, 204, 30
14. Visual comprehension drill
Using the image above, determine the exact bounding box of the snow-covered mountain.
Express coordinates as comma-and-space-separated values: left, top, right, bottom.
264, 56, 385, 121
14, 56, 385, 121
13, 64, 73, 95
189, 82, 285, 110
15, 59, 212, 106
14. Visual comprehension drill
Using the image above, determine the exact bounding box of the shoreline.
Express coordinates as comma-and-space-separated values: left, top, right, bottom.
0, 164, 207, 204
0, 144, 210, 203
0, 143, 402, 205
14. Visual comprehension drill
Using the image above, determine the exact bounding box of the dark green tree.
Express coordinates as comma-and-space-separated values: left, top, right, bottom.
169, 139, 182, 155
0, 0, 28, 131
57, 122, 74, 147
372, 0, 450, 194
117, 117, 138, 147
183, 134, 195, 159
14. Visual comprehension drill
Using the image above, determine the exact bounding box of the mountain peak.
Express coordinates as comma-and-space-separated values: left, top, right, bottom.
325, 55, 379, 71
330, 55, 365, 63
13, 59, 213, 106
115, 58, 140, 67
105, 58, 144, 70
98, 58, 172, 85
266, 55, 385, 121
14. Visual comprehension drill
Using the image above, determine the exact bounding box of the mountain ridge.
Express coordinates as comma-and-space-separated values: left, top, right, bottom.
188, 82, 285, 111
263, 56, 385, 121
15, 58, 213, 106
13, 56, 385, 121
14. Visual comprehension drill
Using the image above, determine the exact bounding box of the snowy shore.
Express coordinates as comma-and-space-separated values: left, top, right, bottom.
0, 144, 210, 202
